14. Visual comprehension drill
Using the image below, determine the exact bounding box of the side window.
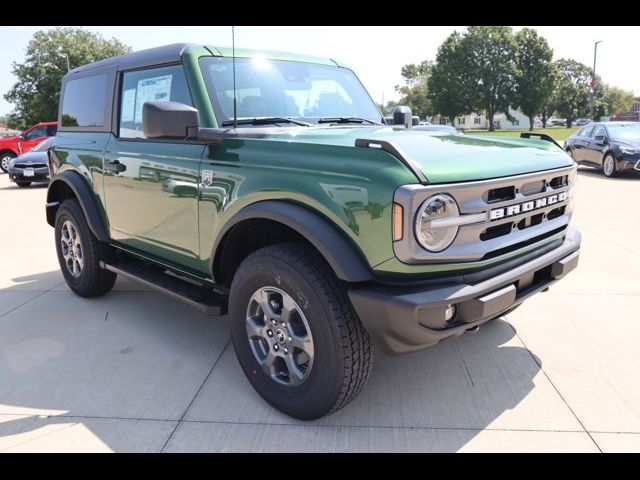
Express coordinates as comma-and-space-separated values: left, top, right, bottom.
591, 125, 606, 138
61, 74, 108, 127
119, 64, 192, 139
578, 126, 593, 137
46, 125, 58, 136
24, 126, 47, 140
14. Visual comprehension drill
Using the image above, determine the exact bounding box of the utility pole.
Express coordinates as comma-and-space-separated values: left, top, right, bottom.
591, 41, 602, 120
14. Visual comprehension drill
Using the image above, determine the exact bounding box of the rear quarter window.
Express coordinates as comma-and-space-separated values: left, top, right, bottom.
61, 74, 108, 128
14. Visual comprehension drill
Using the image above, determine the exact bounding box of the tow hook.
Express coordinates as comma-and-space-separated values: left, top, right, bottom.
465, 325, 480, 334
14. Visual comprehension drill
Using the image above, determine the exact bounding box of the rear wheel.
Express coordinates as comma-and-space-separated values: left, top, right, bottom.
229, 243, 373, 420
603, 154, 617, 178
1, 151, 16, 173
54, 199, 117, 297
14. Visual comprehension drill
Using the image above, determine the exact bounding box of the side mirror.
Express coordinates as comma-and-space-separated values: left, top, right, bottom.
20, 131, 27, 139
392, 106, 413, 129
143, 101, 200, 139
594, 134, 606, 142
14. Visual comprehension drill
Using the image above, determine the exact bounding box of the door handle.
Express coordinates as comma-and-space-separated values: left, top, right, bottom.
105, 160, 127, 173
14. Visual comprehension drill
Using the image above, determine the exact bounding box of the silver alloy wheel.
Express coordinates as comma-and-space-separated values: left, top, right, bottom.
60, 220, 84, 278
246, 286, 315, 386
1, 155, 11, 171
604, 156, 615, 176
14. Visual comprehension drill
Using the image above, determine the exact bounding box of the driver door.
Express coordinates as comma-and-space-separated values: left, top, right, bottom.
19, 125, 48, 154
587, 125, 608, 166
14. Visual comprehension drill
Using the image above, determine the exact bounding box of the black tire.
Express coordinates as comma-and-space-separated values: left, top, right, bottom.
54, 198, 117, 297
1, 151, 16, 173
229, 242, 373, 420
603, 153, 618, 178
16, 180, 32, 187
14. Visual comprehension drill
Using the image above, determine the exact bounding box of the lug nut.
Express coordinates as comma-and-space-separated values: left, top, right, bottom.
274, 344, 279, 351
271, 319, 277, 325
267, 330, 273, 337
288, 337, 292, 342
283, 348, 288, 354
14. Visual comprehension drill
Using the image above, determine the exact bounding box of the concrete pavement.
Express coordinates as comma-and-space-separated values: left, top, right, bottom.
0, 167, 638, 452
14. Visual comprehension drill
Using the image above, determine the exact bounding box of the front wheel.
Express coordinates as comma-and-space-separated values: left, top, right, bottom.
1, 152, 16, 173
229, 243, 373, 420
603, 153, 618, 178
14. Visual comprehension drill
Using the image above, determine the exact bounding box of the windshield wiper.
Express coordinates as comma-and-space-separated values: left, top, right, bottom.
318, 117, 382, 126
221, 117, 312, 127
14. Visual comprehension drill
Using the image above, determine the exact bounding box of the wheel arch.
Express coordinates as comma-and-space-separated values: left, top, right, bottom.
211, 200, 374, 287
46, 170, 110, 242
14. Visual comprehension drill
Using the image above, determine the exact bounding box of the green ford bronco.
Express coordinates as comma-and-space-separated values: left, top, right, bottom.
46, 44, 580, 419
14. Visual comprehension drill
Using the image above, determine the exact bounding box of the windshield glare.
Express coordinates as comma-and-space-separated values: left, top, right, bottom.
200, 57, 382, 125
607, 123, 640, 140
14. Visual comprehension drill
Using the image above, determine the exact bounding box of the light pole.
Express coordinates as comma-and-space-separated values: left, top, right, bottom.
591, 40, 602, 120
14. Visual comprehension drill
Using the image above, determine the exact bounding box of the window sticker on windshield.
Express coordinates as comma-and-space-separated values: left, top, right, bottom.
134, 74, 173, 123
122, 88, 136, 122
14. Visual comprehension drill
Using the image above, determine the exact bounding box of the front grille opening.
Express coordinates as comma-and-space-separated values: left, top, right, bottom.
480, 222, 513, 241
487, 186, 515, 203
520, 180, 545, 196
516, 212, 544, 231
550, 175, 568, 189
547, 206, 566, 221
481, 225, 567, 260
533, 265, 553, 285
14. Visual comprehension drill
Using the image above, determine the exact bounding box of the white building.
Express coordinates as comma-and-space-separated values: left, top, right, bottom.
432, 107, 532, 131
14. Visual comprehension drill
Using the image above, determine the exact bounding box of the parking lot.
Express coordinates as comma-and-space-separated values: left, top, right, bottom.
0, 167, 638, 452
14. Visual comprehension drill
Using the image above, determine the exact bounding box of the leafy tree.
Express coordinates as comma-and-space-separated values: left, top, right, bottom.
462, 26, 518, 131
514, 28, 555, 131
376, 100, 398, 117
395, 60, 432, 120
553, 58, 593, 128
428, 32, 474, 127
602, 85, 635, 115
4, 28, 130, 126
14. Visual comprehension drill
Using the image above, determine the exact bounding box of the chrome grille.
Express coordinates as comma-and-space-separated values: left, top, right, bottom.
393, 165, 576, 264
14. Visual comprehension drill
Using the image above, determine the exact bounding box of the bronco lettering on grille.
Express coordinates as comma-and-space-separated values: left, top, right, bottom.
490, 192, 568, 221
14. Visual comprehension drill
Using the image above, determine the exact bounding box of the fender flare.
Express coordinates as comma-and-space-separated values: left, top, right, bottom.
46, 170, 110, 242
211, 200, 374, 283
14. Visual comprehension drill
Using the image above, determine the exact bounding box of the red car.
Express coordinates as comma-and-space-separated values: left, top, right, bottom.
0, 121, 57, 173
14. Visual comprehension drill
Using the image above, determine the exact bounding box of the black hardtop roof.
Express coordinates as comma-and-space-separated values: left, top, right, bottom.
65, 43, 196, 76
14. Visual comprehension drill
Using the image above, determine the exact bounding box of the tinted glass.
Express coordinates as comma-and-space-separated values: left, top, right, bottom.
200, 57, 381, 125
578, 126, 593, 137
61, 74, 108, 127
46, 125, 58, 136
24, 126, 47, 140
119, 64, 192, 139
591, 125, 606, 138
606, 123, 640, 139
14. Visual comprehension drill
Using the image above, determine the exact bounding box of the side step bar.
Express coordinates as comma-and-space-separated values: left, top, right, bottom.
100, 257, 228, 316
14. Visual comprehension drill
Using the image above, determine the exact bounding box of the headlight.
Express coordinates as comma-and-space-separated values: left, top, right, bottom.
415, 193, 460, 252
619, 145, 638, 155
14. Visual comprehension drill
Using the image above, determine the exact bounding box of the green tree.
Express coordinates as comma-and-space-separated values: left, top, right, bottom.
553, 58, 592, 128
4, 28, 130, 126
514, 28, 555, 131
462, 26, 518, 131
376, 100, 398, 117
428, 32, 474, 127
395, 60, 432, 120
602, 85, 635, 115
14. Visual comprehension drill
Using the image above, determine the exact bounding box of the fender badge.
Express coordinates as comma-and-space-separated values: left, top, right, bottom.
201, 169, 214, 187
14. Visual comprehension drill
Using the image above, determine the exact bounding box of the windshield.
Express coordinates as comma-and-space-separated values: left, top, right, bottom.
200, 57, 382, 126
607, 123, 640, 140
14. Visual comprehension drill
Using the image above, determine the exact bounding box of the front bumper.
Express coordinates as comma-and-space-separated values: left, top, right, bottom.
9, 168, 49, 183
348, 227, 581, 354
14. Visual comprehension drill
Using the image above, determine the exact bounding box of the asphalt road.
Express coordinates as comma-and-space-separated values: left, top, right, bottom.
0, 167, 638, 452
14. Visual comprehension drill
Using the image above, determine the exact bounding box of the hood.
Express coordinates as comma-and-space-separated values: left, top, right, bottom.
14, 150, 48, 163
0, 135, 19, 145
259, 126, 572, 184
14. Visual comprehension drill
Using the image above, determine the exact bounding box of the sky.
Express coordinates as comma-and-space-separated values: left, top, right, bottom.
0, 25, 638, 117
